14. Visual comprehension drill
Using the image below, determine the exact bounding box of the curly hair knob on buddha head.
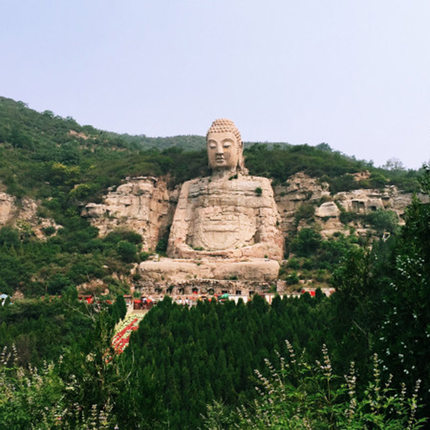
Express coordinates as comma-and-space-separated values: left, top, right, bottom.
206, 119, 242, 147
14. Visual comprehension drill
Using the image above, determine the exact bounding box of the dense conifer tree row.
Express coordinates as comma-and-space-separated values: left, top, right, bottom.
115, 294, 332, 428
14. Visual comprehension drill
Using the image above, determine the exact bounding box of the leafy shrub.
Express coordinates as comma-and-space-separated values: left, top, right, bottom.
286, 272, 299, 285
364, 209, 399, 235
104, 230, 142, 245
290, 228, 322, 257
286, 257, 300, 270
0, 227, 19, 247
0, 352, 65, 428
315, 268, 328, 282
301, 258, 314, 270
42, 226, 56, 236
156, 226, 170, 254
367, 172, 388, 188
47, 274, 73, 295
294, 203, 315, 224
340, 211, 360, 224
328, 174, 361, 194
207, 344, 426, 429
116, 241, 137, 263
139, 251, 151, 261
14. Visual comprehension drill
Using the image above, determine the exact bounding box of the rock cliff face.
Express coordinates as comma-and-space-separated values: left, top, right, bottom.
81, 176, 173, 251
135, 170, 284, 292
0, 192, 58, 238
81, 173, 424, 249
273, 172, 423, 238
274, 173, 330, 235
0, 192, 15, 225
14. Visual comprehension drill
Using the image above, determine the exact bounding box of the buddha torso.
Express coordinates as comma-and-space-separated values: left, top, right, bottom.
167, 174, 283, 260
191, 205, 256, 251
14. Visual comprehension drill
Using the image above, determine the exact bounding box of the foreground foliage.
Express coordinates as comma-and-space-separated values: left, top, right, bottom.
0, 295, 126, 428
0, 348, 117, 429
204, 345, 425, 429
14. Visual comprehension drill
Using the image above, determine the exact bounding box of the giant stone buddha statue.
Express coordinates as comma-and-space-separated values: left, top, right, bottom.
139, 119, 283, 288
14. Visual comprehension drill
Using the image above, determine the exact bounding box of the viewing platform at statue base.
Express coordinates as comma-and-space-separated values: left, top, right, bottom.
136, 274, 287, 297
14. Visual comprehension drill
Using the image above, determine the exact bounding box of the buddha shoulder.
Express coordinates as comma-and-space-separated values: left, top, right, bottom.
182, 174, 273, 198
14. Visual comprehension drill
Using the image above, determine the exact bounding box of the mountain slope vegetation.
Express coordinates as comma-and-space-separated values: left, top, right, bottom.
0, 96, 420, 202
0, 96, 429, 428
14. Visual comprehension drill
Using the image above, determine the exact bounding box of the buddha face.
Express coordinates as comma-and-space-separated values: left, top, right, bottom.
207, 131, 240, 171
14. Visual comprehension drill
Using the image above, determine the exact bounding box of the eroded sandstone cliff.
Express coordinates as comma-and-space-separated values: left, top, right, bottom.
80, 173, 424, 250
81, 176, 174, 251
0, 191, 58, 239
1, 174, 418, 248
274, 172, 423, 239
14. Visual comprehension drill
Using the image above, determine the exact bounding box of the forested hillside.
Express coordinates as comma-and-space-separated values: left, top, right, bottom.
0, 96, 429, 428
0, 95, 420, 200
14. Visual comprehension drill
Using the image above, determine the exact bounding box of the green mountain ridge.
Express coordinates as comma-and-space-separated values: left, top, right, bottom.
0, 95, 421, 201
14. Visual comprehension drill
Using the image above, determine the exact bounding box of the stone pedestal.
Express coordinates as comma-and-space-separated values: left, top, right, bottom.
139, 257, 279, 283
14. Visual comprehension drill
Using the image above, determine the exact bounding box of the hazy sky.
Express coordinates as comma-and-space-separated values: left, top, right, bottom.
1, 1, 430, 168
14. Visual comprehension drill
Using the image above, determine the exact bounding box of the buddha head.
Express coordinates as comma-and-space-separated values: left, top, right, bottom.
206, 119, 247, 173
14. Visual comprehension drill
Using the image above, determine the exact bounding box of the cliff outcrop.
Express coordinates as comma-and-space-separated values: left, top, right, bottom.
274, 172, 423, 238
81, 176, 174, 251
0, 191, 58, 239
81, 172, 423, 249
1, 172, 418, 250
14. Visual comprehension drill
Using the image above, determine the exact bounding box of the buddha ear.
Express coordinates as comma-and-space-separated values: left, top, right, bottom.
237, 141, 248, 173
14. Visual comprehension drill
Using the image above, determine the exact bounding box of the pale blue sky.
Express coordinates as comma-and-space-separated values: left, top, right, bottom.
1, 0, 429, 168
